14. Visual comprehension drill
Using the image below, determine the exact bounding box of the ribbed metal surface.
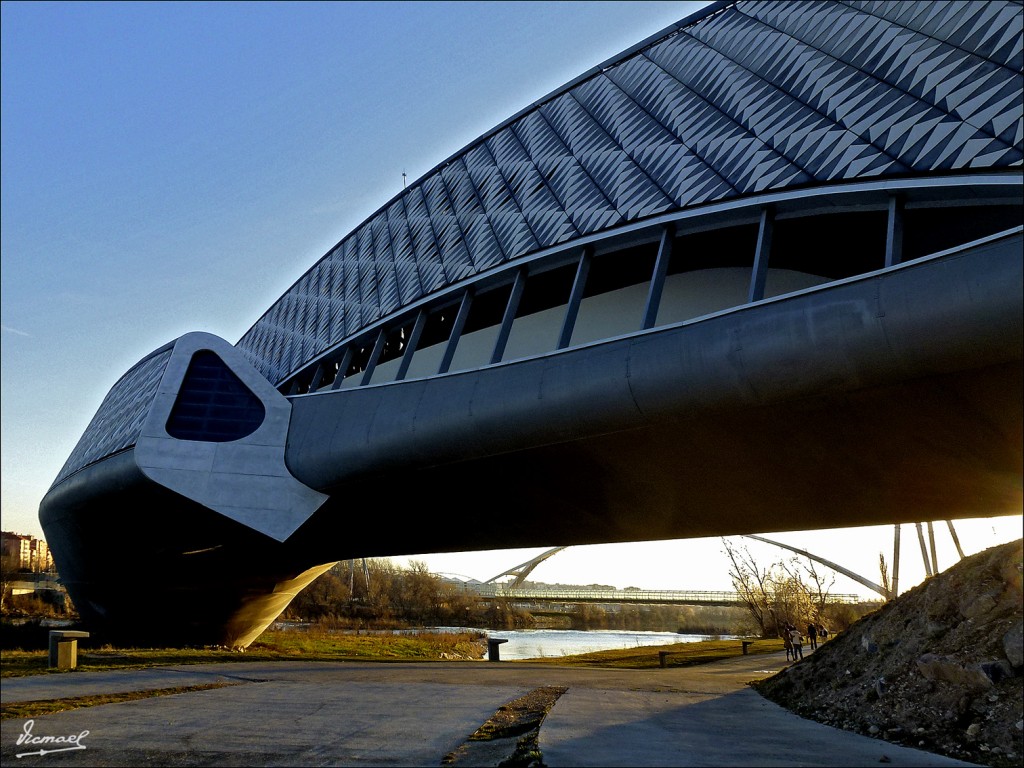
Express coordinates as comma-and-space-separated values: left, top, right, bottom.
235, 0, 1023, 385
50, 0, 1023, 488
52, 347, 173, 486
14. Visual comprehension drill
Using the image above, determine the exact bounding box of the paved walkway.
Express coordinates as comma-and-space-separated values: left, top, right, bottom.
1, 652, 977, 766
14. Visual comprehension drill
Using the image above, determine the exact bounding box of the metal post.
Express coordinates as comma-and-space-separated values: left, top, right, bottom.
360, 328, 388, 386
927, 521, 939, 575
885, 194, 904, 267
748, 206, 774, 303
309, 363, 326, 392
915, 522, 933, 577
491, 268, 527, 364
395, 310, 427, 381
946, 520, 965, 560
642, 224, 674, 330
330, 347, 355, 390
891, 524, 901, 599
557, 248, 592, 349
438, 289, 474, 374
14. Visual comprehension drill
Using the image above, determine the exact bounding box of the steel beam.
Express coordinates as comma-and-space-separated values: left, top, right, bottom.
642, 225, 674, 330
360, 328, 387, 386
885, 194, 905, 267
491, 269, 528, 364
437, 288, 474, 375
396, 310, 428, 382
747, 206, 774, 303
330, 347, 355, 390
557, 248, 592, 350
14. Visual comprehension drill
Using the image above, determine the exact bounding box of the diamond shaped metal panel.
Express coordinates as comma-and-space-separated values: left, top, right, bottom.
233, 0, 1022, 385
53, 348, 173, 487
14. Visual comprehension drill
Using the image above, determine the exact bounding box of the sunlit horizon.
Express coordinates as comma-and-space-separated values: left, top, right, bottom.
403, 515, 1022, 601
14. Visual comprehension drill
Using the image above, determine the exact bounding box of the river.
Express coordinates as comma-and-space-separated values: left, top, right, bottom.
438, 627, 735, 660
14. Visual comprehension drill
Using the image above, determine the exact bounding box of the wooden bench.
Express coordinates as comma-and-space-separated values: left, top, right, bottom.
487, 638, 508, 661
658, 640, 757, 668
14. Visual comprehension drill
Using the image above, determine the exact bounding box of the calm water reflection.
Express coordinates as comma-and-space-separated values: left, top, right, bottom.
451, 628, 736, 660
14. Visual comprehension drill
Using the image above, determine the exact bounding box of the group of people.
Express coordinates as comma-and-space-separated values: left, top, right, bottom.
783, 621, 829, 661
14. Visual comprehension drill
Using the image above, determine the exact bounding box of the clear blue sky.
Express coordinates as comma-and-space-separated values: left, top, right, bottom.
2, 1, 1019, 598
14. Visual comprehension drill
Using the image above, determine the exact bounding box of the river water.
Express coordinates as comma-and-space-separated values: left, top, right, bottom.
274, 622, 734, 660
439, 627, 735, 660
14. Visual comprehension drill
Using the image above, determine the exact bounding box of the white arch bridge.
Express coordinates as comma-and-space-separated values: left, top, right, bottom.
462, 584, 864, 607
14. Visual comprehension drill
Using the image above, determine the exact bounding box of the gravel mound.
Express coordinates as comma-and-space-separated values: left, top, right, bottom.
756, 539, 1023, 767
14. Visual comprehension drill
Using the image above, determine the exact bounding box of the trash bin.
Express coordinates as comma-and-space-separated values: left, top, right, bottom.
48, 630, 90, 670
487, 638, 508, 661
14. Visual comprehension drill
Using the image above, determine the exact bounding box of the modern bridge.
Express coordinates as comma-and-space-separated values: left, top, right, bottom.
39, 0, 1023, 647
466, 585, 863, 607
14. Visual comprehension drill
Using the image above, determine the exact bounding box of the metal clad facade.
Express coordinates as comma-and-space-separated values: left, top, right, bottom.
52, 348, 174, 486
233, 0, 1023, 385
53, 0, 1023, 486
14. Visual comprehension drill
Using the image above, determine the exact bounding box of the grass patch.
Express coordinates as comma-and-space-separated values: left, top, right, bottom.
1, 634, 783, 680
513, 638, 786, 668
1, 682, 236, 720
0, 629, 487, 678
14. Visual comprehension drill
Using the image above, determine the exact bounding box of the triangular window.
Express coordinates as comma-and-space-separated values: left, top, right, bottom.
166, 351, 265, 442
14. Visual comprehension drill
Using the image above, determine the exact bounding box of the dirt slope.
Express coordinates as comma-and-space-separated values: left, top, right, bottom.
757, 539, 1023, 768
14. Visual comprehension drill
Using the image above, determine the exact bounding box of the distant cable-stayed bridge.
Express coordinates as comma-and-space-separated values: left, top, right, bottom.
463, 584, 865, 606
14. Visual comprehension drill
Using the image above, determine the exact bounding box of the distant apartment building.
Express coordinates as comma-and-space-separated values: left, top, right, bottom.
1, 531, 54, 573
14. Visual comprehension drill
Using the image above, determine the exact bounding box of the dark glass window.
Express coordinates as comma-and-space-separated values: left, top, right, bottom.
462, 283, 513, 334
769, 211, 887, 279
669, 223, 759, 274
584, 241, 658, 298
166, 351, 265, 442
418, 302, 459, 350
517, 263, 577, 317
903, 205, 1022, 262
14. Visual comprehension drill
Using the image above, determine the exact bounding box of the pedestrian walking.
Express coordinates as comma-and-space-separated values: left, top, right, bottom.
789, 627, 804, 660
807, 622, 818, 650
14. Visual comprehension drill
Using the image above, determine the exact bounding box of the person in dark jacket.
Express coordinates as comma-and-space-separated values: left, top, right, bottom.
807, 622, 818, 650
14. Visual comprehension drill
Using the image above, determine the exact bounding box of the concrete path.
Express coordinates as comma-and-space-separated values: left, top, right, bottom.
1, 653, 977, 766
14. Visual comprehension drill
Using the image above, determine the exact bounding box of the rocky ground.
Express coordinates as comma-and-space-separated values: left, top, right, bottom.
757, 538, 1023, 768
442, 686, 566, 767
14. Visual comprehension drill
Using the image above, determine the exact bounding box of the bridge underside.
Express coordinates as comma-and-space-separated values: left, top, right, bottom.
39, 235, 1022, 647
285, 235, 1022, 559
292, 362, 1020, 560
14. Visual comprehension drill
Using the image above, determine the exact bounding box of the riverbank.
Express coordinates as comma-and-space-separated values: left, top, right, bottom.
0, 628, 489, 678
1, 628, 781, 684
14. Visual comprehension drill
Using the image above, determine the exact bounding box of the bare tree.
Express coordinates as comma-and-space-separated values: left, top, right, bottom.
722, 538, 778, 637
0, 552, 22, 614
725, 538, 848, 637
781, 555, 836, 620
878, 552, 891, 600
